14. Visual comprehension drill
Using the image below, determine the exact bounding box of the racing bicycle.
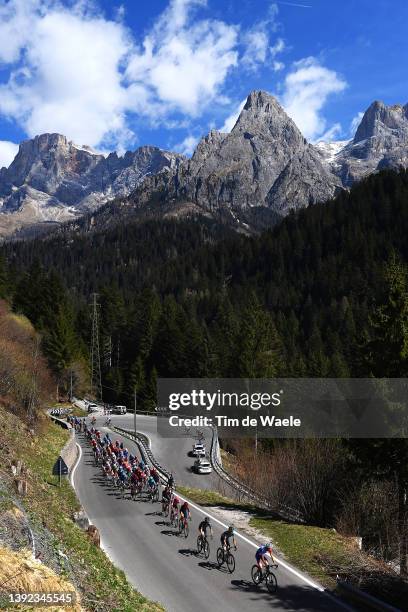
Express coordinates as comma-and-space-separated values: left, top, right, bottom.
178, 515, 190, 538
217, 545, 236, 573
197, 534, 211, 559
251, 563, 278, 594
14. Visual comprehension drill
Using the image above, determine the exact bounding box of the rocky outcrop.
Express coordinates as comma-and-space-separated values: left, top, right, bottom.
0, 133, 183, 238
317, 100, 408, 187
1, 93, 408, 238
121, 91, 341, 231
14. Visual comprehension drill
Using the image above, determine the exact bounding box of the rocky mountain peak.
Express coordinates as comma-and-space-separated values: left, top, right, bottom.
354, 100, 408, 143
243, 90, 281, 112
0, 133, 184, 238
232, 90, 305, 150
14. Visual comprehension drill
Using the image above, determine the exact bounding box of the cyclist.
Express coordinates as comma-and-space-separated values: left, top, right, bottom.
179, 500, 191, 527
162, 485, 172, 514
147, 474, 157, 495
255, 543, 276, 570
168, 472, 175, 489
198, 516, 213, 539
221, 525, 237, 552
170, 494, 180, 523
151, 467, 160, 485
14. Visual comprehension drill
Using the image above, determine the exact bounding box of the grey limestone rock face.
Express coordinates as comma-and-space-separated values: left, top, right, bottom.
125, 91, 340, 228
0, 133, 183, 238
317, 100, 408, 187
1, 92, 407, 238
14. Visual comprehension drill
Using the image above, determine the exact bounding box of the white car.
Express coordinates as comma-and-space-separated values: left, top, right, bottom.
192, 443, 206, 457
87, 403, 98, 413
194, 458, 212, 474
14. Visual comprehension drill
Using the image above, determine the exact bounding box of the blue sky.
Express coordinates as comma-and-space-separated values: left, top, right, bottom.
0, 0, 407, 167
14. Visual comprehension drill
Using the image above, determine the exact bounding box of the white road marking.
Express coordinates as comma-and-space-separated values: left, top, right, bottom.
70, 441, 82, 487
73, 423, 352, 610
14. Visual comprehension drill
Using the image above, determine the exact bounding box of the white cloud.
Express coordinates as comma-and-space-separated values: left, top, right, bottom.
318, 122, 342, 142
273, 60, 285, 71
0, 140, 19, 168
0, 0, 41, 64
174, 134, 199, 156
241, 5, 283, 73
242, 28, 269, 72
0, 0, 239, 150
0, 1, 135, 149
280, 57, 347, 141
270, 38, 285, 57
126, 0, 239, 116
220, 98, 247, 133
350, 111, 364, 136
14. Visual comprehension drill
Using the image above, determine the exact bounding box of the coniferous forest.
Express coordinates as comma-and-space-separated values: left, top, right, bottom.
1, 168, 408, 405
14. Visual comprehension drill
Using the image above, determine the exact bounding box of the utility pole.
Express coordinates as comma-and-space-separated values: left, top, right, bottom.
90, 293, 102, 402
134, 388, 137, 437
70, 369, 73, 400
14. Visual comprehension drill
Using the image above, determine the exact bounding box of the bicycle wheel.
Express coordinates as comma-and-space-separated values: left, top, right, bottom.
266, 571, 278, 594
226, 553, 235, 573
203, 539, 210, 559
251, 565, 262, 585
197, 536, 203, 553
216, 548, 224, 567
184, 521, 189, 538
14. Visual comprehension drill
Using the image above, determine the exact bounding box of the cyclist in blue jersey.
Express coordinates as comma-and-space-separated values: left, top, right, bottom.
147, 475, 156, 493
255, 543, 276, 570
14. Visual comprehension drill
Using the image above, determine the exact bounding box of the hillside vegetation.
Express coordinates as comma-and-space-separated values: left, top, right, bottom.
0, 302, 162, 611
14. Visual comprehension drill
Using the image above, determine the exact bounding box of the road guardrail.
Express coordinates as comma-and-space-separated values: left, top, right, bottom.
112, 426, 171, 484
209, 427, 303, 522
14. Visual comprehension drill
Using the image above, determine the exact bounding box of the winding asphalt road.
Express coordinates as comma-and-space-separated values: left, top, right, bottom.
71, 412, 351, 612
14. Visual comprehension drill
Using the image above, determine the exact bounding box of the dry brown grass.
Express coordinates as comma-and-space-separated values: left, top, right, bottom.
0, 546, 83, 611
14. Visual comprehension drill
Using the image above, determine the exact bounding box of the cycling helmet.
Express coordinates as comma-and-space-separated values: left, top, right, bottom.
204, 516, 210, 523
266, 543, 273, 550
228, 524, 234, 533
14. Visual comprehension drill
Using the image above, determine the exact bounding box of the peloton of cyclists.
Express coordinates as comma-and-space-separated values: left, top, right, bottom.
79, 417, 286, 584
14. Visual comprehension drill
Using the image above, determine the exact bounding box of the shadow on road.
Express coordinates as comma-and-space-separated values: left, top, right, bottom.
161, 529, 180, 537
230, 579, 261, 594
198, 561, 219, 571
178, 548, 196, 557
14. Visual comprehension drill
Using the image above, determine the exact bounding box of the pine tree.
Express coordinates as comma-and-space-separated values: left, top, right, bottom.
236, 293, 283, 378
353, 255, 408, 574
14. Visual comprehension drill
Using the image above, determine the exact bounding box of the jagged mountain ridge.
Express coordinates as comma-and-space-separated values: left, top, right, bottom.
78, 93, 408, 235
0, 133, 184, 238
1, 92, 408, 239
317, 100, 408, 186
91, 91, 342, 233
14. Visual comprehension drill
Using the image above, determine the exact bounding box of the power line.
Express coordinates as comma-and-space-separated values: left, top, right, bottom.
90, 293, 102, 401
